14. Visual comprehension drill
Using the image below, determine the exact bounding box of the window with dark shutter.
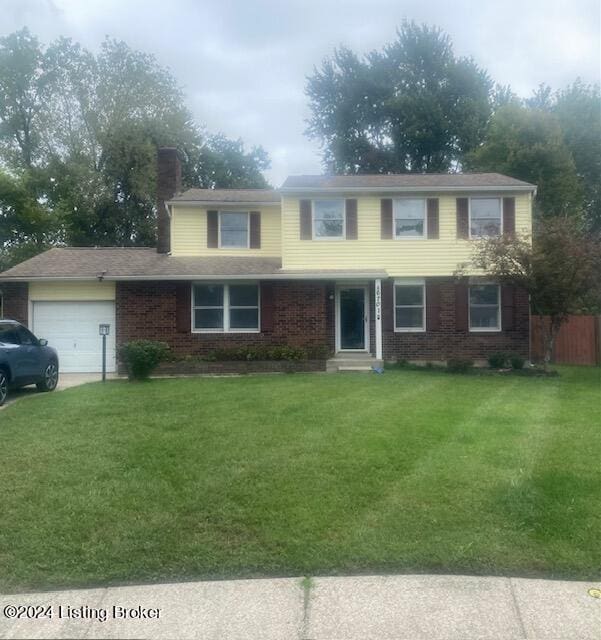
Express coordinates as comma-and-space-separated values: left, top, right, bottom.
175, 283, 191, 333
456, 198, 469, 239
425, 282, 441, 330
381, 280, 394, 331
455, 282, 469, 330
501, 285, 515, 330
300, 200, 312, 240
381, 199, 393, 239
249, 211, 261, 248
345, 199, 358, 239
260, 282, 274, 332
427, 198, 439, 239
207, 210, 218, 248
503, 198, 516, 237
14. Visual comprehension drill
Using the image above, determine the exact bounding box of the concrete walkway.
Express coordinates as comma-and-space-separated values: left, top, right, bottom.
0, 574, 599, 639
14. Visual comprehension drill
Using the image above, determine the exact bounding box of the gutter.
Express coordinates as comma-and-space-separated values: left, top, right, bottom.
280, 185, 536, 194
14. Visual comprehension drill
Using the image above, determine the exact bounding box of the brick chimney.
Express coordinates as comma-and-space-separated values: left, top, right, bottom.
156, 147, 182, 253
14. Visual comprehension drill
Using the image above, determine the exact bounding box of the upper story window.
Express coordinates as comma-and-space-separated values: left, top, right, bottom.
469, 284, 500, 331
470, 198, 501, 238
394, 198, 426, 238
313, 199, 345, 239
219, 212, 249, 248
193, 283, 259, 333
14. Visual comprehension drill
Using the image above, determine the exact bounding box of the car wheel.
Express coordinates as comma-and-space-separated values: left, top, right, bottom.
37, 362, 59, 392
0, 370, 8, 406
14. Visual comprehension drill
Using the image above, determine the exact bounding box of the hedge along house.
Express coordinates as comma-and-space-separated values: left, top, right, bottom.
0, 148, 535, 373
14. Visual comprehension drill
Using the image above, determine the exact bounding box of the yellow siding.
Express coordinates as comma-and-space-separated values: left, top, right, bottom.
171, 206, 281, 257
281, 193, 532, 276
29, 281, 116, 301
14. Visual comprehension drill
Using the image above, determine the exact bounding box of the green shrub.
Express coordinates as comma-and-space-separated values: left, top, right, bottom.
396, 358, 410, 368
206, 344, 330, 362
510, 354, 526, 370
488, 352, 508, 369
446, 358, 474, 374
119, 340, 169, 380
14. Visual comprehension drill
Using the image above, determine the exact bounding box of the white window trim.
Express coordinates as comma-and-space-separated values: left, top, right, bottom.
312, 198, 346, 241
468, 197, 503, 240
191, 281, 260, 334
469, 283, 501, 332
218, 211, 250, 249
393, 198, 427, 240
393, 278, 426, 332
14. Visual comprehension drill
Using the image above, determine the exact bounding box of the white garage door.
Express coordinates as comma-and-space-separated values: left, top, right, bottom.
32, 301, 116, 373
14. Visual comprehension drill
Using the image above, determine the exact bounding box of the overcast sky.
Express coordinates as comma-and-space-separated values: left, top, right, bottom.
3, 0, 600, 186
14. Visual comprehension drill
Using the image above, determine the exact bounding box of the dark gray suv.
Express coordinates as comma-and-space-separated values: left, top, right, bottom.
0, 320, 59, 406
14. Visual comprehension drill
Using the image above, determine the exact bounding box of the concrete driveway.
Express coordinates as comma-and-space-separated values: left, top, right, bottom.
1, 373, 118, 409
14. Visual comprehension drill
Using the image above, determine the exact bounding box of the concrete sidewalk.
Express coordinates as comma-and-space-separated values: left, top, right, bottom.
0, 574, 599, 639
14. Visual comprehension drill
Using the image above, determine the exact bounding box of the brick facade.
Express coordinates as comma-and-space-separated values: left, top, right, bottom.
382, 279, 530, 362
0, 282, 28, 325
116, 280, 336, 357
115, 277, 529, 363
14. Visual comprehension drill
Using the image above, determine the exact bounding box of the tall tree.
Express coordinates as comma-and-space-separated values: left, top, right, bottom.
0, 29, 271, 261
553, 81, 601, 232
306, 22, 493, 174
466, 104, 583, 220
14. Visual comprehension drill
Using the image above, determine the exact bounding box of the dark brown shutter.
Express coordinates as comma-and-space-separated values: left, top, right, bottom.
456, 198, 469, 239
207, 210, 218, 248
260, 282, 275, 332
300, 199, 312, 240
382, 279, 394, 331
425, 282, 441, 331
427, 198, 439, 239
501, 285, 515, 330
345, 199, 358, 239
249, 211, 261, 248
381, 199, 393, 239
503, 197, 516, 237
176, 282, 191, 333
455, 281, 469, 331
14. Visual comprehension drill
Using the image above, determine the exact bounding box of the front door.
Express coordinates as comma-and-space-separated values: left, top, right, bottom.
338, 287, 367, 351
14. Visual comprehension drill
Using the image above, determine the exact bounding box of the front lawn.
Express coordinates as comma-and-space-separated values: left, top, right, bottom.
0, 367, 599, 592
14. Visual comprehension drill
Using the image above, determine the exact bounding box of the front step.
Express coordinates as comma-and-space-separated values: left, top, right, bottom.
326, 353, 383, 373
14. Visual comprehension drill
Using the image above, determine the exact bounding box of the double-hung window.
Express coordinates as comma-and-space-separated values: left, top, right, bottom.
219, 212, 249, 248
393, 198, 426, 238
469, 284, 500, 331
313, 199, 344, 239
193, 283, 259, 332
470, 198, 501, 238
394, 281, 425, 331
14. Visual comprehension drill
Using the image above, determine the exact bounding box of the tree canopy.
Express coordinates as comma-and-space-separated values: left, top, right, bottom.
0, 28, 270, 266
307, 22, 600, 231
306, 22, 493, 174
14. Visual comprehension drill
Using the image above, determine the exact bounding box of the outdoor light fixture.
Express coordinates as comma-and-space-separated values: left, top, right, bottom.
99, 324, 110, 381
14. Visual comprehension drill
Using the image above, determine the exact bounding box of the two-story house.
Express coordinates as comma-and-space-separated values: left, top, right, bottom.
0, 147, 535, 373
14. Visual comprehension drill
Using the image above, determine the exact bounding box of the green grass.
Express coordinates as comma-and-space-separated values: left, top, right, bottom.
1, 367, 600, 592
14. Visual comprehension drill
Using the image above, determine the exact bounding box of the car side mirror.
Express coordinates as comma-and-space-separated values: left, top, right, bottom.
38, 339, 48, 346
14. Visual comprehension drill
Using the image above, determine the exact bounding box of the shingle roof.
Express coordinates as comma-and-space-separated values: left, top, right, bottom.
0, 247, 386, 282
170, 189, 279, 204
281, 172, 536, 190
0, 248, 283, 280
0, 248, 387, 281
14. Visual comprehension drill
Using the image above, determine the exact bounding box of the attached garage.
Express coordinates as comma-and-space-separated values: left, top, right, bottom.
29, 282, 116, 373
